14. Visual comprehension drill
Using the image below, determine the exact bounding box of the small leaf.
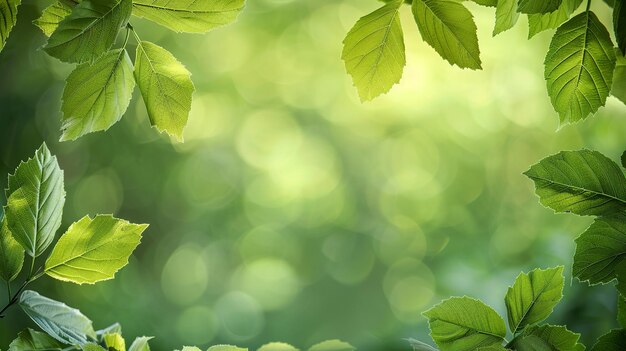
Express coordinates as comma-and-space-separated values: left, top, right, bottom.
103, 333, 125, 351
206, 347, 247, 351
505, 266, 564, 333
423, 297, 506, 351
96, 323, 122, 340
493, 0, 520, 36
573, 213, 626, 285
590, 329, 626, 351
524, 150, 626, 216
518, 0, 562, 13
412, 0, 481, 69
308, 340, 355, 351
611, 49, 626, 105
134, 41, 194, 141
615, 0, 626, 55
527, 0, 582, 38
19, 290, 96, 345
341, 1, 405, 102
544, 11, 616, 125
0, 0, 21, 51
128, 337, 153, 351
513, 325, 584, 351
33, 1, 72, 37
8, 329, 63, 351
44, 0, 132, 63
258, 343, 299, 351
406, 338, 439, 351
45, 215, 147, 284
61, 48, 135, 141
0, 216, 24, 281
4, 143, 65, 257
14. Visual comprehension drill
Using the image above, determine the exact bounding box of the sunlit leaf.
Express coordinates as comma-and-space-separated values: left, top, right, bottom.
33, 1, 72, 37
512, 325, 584, 351
128, 337, 153, 351
103, 333, 125, 351
8, 329, 63, 351
0, 216, 24, 281
45, 215, 147, 284
544, 11, 616, 125
258, 343, 299, 351
472, 0, 497, 6
83, 344, 107, 351
19, 290, 96, 345
4, 143, 65, 257
308, 340, 355, 351
412, 0, 481, 69
493, 0, 519, 36
96, 323, 122, 340
611, 49, 626, 104
590, 329, 626, 351
527, 0, 582, 38
524, 150, 626, 216
0, 0, 21, 51
518, 0, 562, 13
423, 297, 506, 351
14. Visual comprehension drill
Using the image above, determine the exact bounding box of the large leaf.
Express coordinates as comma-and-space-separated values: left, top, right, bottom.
512, 325, 584, 351
505, 267, 564, 333
590, 329, 626, 351
44, 0, 132, 63
412, 0, 481, 69
4, 143, 65, 257
134, 41, 194, 141
61, 48, 135, 141
615, 0, 626, 55
0, 216, 24, 281
8, 328, 63, 351
611, 48, 626, 104
0, 0, 21, 51
128, 337, 153, 351
19, 290, 96, 345
573, 213, 626, 285
131, 0, 245, 33
45, 215, 147, 284
33, 1, 72, 37
518, 0, 562, 14
341, 0, 405, 102
308, 340, 355, 351
423, 297, 506, 351
524, 150, 626, 216
258, 343, 298, 351
527, 0, 582, 38
493, 0, 519, 36
544, 11, 616, 125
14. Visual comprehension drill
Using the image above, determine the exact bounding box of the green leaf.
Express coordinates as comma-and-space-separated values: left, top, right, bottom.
513, 325, 584, 351
527, 0, 582, 38
60, 48, 135, 141
423, 297, 506, 351
83, 344, 107, 351
406, 338, 439, 351
206, 347, 246, 351
341, 1, 405, 102
258, 343, 299, 351
44, 0, 132, 63
412, 0, 481, 69
573, 213, 626, 285
615, 0, 626, 55
0, 0, 21, 51
0, 216, 24, 281
45, 215, 147, 284
134, 41, 194, 141
505, 266, 564, 333
590, 329, 626, 351
493, 0, 520, 36
131, 0, 245, 33
4, 143, 65, 257
472, 0, 497, 6
611, 48, 626, 104
308, 340, 355, 351
33, 1, 72, 37
518, 0, 562, 13
524, 150, 626, 216
96, 323, 122, 339
128, 337, 152, 351
544, 11, 616, 125
179, 348, 201, 351
103, 333, 125, 351
19, 290, 96, 345
476, 346, 508, 351
8, 329, 63, 351
618, 294, 626, 329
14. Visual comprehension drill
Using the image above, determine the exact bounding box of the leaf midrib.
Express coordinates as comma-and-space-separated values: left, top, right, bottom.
528, 174, 626, 207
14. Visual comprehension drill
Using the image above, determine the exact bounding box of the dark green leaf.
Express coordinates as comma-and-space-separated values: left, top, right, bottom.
527, 0, 582, 38
590, 329, 626, 351
0, 0, 21, 51
513, 325, 584, 351
8, 329, 63, 351
615, 0, 626, 55
518, 0, 562, 14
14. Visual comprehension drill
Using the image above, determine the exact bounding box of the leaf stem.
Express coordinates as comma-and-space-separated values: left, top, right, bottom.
5, 281, 10, 301
127, 23, 142, 44
123, 25, 131, 49
586, 0, 591, 11
0, 266, 44, 318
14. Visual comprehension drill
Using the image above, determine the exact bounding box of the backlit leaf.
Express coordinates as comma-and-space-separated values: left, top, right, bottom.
527, 0, 582, 38
308, 340, 355, 351
33, 1, 72, 37
518, 0, 562, 14
8, 329, 63, 351
0, 216, 24, 281
512, 325, 584, 351
258, 343, 299, 351
0, 0, 21, 51
128, 337, 153, 351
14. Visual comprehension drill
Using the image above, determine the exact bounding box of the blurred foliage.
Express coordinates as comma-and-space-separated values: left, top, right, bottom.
0, 0, 625, 350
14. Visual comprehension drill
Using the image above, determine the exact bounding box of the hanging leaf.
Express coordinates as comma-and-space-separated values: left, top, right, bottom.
0, 0, 21, 51
518, 0, 562, 14
615, 0, 626, 55
527, 0, 582, 38
493, 0, 520, 36
33, 1, 73, 37
0, 216, 24, 282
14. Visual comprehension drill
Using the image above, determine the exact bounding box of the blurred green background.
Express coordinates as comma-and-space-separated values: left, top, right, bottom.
0, 0, 625, 349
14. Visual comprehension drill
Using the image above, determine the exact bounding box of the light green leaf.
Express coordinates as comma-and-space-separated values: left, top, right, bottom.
0, 0, 21, 51
179, 348, 201, 351
82, 344, 107, 351
611, 49, 626, 104
544, 11, 616, 125
33, 1, 72, 37
423, 297, 506, 351
518, 0, 562, 13
258, 343, 299, 351
308, 340, 355, 351
8, 328, 63, 351
406, 338, 439, 351
475, 346, 508, 351
60, 48, 135, 141
513, 325, 584, 351
590, 329, 626, 351
128, 337, 152, 351
505, 266, 564, 333
0, 216, 24, 281
96, 323, 122, 339
4, 143, 65, 257
103, 333, 125, 351
44, 0, 132, 63
493, 0, 519, 36
527, 0, 582, 38
131, 0, 245, 33
45, 215, 147, 284
19, 290, 96, 345
412, 0, 481, 69
206, 347, 247, 351
341, 1, 405, 102
573, 213, 626, 285
134, 41, 194, 141
524, 150, 626, 216
472, 0, 497, 6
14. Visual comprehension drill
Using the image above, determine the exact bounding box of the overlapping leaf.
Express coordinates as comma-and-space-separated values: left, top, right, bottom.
527, 0, 582, 38
590, 329, 626, 351
0, 216, 24, 281
8, 328, 63, 351
0, 0, 21, 51
34, 1, 72, 37
518, 0, 562, 14
615, 0, 626, 55
611, 48, 626, 104
493, 0, 519, 36
512, 325, 584, 351
128, 337, 153, 351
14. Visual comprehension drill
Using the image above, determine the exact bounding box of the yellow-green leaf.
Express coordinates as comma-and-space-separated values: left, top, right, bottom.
0, 216, 24, 282
0, 0, 21, 51
33, 1, 72, 37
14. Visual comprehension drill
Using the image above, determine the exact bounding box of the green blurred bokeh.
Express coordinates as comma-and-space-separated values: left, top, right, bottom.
0, 0, 624, 349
